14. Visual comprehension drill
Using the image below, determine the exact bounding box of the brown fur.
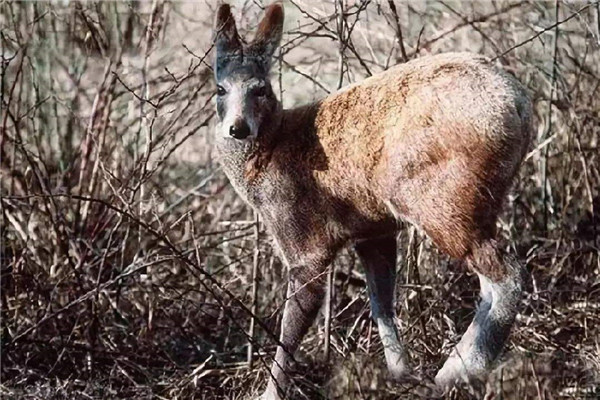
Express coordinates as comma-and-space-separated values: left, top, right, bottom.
253, 2, 284, 47
230, 53, 531, 272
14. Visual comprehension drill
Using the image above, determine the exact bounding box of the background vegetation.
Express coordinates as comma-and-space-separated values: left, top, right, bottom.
1, 1, 599, 399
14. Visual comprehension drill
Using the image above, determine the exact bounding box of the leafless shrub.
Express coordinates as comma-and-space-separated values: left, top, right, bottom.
1, 1, 598, 399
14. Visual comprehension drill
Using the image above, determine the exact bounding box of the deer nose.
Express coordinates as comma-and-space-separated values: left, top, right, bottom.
229, 120, 250, 139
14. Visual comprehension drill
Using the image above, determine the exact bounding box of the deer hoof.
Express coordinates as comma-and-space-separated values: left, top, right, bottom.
435, 352, 487, 389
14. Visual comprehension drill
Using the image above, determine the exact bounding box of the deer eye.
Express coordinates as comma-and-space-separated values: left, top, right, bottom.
216, 85, 226, 96
254, 86, 267, 97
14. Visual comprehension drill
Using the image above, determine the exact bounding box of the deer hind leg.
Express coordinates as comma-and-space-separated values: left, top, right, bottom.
355, 235, 410, 379
435, 240, 525, 388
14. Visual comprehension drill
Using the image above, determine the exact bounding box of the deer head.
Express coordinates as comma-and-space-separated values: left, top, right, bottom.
213, 3, 284, 141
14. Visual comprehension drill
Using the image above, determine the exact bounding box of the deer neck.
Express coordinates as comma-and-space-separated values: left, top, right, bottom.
247, 102, 321, 179
217, 102, 320, 198
215, 107, 282, 197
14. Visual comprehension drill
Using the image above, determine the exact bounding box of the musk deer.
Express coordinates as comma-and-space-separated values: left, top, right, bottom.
212, 3, 532, 398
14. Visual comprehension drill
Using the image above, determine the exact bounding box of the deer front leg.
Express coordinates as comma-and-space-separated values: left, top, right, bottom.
355, 235, 411, 380
262, 263, 327, 399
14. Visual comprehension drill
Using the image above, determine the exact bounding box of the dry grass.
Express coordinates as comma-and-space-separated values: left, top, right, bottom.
1, 1, 599, 399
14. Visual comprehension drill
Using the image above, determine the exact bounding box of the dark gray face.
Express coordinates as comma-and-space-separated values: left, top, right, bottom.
213, 3, 284, 141
215, 56, 278, 140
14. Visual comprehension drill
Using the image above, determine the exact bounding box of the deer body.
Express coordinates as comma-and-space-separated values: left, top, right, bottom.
219, 53, 530, 258
213, 4, 531, 399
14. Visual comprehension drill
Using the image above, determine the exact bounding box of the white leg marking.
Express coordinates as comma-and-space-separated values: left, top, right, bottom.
376, 316, 409, 378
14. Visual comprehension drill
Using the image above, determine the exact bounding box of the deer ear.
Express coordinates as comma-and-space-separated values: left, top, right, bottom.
251, 2, 284, 61
214, 3, 242, 56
